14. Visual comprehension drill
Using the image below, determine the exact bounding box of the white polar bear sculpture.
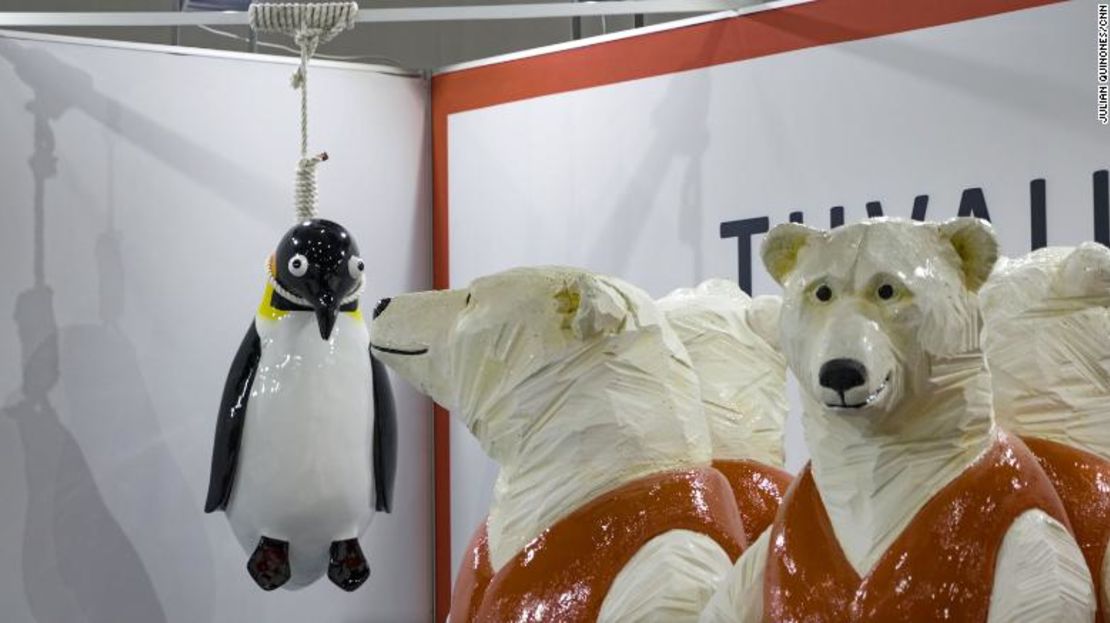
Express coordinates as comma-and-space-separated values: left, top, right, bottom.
369, 266, 748, 622
981, 242, 1110, 620
702, 217, 1095, 623
658, 279, 792, 544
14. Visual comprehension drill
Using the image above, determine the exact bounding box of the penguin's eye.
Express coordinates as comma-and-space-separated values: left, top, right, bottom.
348, 255, 365, 279
288, 254, 309, 277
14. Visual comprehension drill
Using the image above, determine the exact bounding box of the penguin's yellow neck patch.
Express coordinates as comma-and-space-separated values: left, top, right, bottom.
258, 282, 288, 321
258, 286, 363, 322
258, 253, 363, 323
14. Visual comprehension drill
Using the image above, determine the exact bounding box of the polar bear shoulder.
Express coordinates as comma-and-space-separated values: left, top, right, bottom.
699, 529, 770, 623
600, 529, 733, 622
989, 509, 1094, 622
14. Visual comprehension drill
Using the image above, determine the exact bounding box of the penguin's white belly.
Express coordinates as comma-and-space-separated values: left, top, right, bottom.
227, 312, 373, 587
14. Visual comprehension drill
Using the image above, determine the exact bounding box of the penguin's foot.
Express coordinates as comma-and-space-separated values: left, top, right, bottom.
247, 536, 291, 591
328, 538, 370, 591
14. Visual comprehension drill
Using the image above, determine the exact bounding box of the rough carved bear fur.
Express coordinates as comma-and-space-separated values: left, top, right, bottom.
702, 218, 1095, 622
658, 279, 793, 543
371, 266, 747, 621
982, 242, 1110, 618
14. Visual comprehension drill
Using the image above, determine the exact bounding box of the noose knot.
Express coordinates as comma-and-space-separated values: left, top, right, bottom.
294, 152, 328, 221
248, 2, 358, 222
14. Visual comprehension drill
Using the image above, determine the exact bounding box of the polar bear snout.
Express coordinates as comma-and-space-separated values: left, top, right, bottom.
809, 310, 896, 411
371, 297, 391, 319
368, 287, 467, 407
817, 354, 892, 410
819, 358, 867, 394
800, 305, 898, 412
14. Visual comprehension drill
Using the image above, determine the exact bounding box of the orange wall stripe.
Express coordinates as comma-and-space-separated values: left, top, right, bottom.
433, 0, 1063, 117
431, 71, 454, 623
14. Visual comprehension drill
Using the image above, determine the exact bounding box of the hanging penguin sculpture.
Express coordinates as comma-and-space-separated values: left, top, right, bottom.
202, 2, 396, 592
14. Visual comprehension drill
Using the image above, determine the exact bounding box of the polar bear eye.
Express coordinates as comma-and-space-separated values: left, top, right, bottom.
288, 254, 309, 277
877, 283, 896, 300
465, 293, 472, 305
814, 284, 833, 302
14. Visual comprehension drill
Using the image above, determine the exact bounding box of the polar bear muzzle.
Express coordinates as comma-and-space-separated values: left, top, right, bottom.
818, 358, 892, 410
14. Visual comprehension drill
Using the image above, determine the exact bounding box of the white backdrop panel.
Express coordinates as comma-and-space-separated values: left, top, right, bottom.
446, 0, 1109, 579
0, 31, 431, 623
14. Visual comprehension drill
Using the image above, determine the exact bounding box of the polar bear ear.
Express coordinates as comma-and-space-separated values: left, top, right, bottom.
747, 295, 782, 350
1058, 242, 1110, 297
938, 217, 999, 293
761, 223, 820, 285
559, 275, 627, 340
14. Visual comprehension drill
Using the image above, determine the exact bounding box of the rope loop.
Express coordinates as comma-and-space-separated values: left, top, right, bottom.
248, 2, 358, 220
294, 152, 328, 221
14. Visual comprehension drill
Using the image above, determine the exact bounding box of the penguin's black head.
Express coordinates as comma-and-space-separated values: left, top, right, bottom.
274, 219, 363, 340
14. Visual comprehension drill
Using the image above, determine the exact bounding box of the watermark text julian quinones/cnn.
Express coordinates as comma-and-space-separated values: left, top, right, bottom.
1099, 4, 1108, 124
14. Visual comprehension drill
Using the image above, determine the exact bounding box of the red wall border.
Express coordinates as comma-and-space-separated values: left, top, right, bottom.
429, 0, 1061, 618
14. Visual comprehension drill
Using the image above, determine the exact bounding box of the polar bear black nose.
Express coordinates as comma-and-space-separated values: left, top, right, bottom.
819, 359, 867, 393
372, 298, 392, 319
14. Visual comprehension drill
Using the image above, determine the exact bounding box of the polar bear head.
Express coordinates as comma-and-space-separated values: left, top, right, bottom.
657, 279, 788, 466
761, 217, 998, 432
980, 242, 1110, 455
368, 266, 707, 464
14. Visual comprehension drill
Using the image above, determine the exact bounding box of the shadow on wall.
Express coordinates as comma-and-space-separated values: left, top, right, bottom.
4, 252, 170, 623
0, 37, 282, 220
0, 38, 215, 623
771, 9, 1087, 138
585, 25, 715, 283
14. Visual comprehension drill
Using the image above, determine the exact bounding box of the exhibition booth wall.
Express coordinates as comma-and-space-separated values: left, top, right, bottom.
0, 30, 432, 622
433, 0, 1107, 613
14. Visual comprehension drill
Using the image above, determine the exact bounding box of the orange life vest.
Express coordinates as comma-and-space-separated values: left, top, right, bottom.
1022, 435, 1110, 623
451, 467, 747, 622
712, 459, 793, 544
763, 431, 1070, 622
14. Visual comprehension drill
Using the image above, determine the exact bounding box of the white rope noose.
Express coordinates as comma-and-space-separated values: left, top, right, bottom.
249, 2, 359, 221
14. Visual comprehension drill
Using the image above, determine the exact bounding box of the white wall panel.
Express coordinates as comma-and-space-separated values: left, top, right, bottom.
0, 30, 432, 623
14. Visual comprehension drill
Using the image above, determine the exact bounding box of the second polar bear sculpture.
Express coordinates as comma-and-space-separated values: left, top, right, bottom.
658, 279, 791, 544
369, 266, 747, 622
703, 217, 1095, 622
981, 242, 1110, 621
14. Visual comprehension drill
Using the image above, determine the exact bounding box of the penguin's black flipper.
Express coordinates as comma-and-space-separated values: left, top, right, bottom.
370, 352, 397, 513
204, 321, 262, 513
